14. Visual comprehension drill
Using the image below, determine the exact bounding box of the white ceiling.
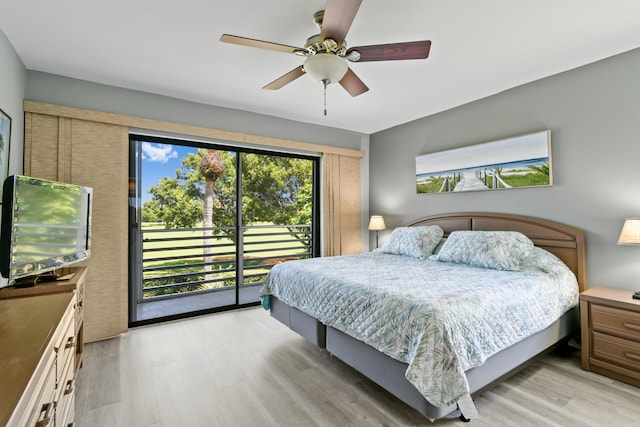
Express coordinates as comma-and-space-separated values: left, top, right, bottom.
3, 0, 640, 134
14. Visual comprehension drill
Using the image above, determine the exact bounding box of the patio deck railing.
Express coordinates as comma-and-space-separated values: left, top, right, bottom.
139, 224, 313, 301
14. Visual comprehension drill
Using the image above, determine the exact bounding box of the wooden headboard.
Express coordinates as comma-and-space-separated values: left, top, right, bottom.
407, 212, 586, 292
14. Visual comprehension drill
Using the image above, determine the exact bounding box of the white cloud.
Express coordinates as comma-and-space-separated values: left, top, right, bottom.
141, 142, 178, 163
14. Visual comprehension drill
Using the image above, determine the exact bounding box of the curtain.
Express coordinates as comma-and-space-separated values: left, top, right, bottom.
25, 112, 129, 341
323, 153, 362, 256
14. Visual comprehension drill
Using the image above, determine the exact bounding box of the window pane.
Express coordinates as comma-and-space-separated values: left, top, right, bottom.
239, 153, 315, 304
137, 143, 238, 301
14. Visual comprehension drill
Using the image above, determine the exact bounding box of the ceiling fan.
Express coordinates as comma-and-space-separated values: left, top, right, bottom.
220, 0, 431, 113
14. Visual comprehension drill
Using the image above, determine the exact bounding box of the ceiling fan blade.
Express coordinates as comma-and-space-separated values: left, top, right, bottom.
339, 68, 369, 97
263, 66, 305, 90
321, 0, 362, 45
346, 41, 432, 62
220, 34, 302, 54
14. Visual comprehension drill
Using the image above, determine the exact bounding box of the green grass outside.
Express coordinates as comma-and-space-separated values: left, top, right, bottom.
142, 222, 308, 264
141, 222, 310, 298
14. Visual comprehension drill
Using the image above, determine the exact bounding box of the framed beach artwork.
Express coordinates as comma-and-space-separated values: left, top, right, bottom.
0, 108, 10, 197
416, 130, 552, 194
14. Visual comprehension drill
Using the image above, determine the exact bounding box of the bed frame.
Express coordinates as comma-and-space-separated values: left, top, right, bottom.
268, 212, 586, 420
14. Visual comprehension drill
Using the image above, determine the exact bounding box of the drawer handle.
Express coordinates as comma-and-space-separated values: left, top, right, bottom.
625, 352, 640, 362
64, 379, 75, 395
623, 322, 640, 332
65, 336, 75, 349
35, 402, 53, 427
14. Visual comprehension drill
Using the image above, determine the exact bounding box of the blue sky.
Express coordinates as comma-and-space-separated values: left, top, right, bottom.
139, 142, 197, 203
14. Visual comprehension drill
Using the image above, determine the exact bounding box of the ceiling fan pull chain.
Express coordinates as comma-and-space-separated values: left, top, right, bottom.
322, 79, 329, 116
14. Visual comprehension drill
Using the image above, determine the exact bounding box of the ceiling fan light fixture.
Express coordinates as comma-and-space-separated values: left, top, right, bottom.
345, 50, 361, 62
303, 53, 348, 85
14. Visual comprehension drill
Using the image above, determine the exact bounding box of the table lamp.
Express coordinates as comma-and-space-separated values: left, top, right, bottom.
617, 217, 640, 299
368, 215, 386, 249
618, 217, 640, 245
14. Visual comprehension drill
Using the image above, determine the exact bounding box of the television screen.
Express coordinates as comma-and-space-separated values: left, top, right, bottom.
0, 175, 92, 288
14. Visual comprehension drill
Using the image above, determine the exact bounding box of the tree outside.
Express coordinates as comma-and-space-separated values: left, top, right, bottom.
138, 145, 315, 299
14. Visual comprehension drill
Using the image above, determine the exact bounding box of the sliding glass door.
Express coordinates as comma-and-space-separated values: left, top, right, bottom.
128, 135, 319, 324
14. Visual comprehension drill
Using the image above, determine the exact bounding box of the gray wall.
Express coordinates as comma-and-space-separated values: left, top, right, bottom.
0, 29, 26, 177
0, 29, 26, 288
370, 47, 640, 291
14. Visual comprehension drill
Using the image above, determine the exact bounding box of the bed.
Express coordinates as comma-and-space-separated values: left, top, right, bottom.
260, 212, 586, 421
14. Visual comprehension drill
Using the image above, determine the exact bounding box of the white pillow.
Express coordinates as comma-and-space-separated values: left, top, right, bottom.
379, 226, 444, 259
431, 230, 534, 271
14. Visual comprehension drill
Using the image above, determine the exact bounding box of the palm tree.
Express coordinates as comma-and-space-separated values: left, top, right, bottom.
528, 162, 549, 175
199, 150, 225, 279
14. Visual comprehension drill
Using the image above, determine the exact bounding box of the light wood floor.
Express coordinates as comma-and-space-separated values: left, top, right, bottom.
75, 307, 640, 426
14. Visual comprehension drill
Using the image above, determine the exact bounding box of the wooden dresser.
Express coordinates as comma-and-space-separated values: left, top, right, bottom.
0, 267, 86, 426
580, 286, 640, 387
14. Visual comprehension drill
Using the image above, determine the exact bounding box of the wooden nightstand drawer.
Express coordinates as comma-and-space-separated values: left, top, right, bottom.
593, 331, 640, 371
591, 304, 640, 341
580, 286, 640, 387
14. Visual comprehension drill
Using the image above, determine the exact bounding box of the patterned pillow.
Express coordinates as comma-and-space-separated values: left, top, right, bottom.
379, 226, 444, 259
431, 230, 534, 271
519, 246, 574, 279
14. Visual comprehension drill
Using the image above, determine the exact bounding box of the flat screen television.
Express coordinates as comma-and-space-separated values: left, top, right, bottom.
0, 175, 92, 288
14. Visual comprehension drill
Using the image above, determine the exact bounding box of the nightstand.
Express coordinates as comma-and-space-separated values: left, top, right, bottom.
580, 286, 640, 387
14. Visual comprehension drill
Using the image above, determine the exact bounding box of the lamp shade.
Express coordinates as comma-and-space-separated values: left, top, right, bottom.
618, 217, 640, 245
368, 215, 386, 231
303, 53, 348, 85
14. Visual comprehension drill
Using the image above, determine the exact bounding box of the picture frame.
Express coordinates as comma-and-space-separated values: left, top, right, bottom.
0, 108, 11, 198
416, 130, 552, 194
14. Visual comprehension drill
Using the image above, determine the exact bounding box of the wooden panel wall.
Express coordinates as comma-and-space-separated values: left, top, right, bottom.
25, 113, 128, 341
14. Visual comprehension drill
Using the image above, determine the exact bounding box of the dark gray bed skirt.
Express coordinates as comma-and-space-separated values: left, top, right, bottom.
270, 296, 327, 348
267, 296, 580, 420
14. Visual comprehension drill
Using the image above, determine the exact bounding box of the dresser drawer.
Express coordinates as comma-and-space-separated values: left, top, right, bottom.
17, 354, 57, 427
591, 304, 640, 341
56, 368, 75, 427
592, 331, 640, 372
53, 295, 76, 384
56, 311, 76, 382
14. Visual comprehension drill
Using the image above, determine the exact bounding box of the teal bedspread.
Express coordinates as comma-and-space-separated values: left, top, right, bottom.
260, 248, 578, 408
